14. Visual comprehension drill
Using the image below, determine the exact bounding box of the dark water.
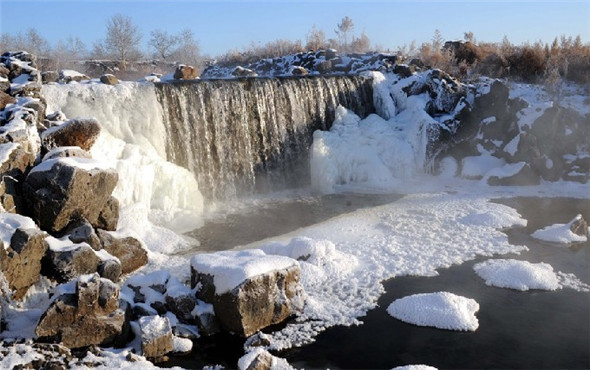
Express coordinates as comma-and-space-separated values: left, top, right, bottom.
281, 197, 590, 369
185, 192, 403, 252
166, 197, 590, 369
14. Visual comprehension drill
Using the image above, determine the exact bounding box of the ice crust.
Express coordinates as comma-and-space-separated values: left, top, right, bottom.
387, 292, 480, 331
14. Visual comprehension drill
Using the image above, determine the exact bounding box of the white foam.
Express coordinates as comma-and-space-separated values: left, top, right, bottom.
387, 292, 480, 331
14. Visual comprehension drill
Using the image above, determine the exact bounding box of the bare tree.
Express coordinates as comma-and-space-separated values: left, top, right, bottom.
52, 36, 87, 70
305, 24, 326, 51
105, 14, 142, 69
431, 29, 444, 50
335, 16, 354, 52
350, 31, 371, 53
171, 29, 200, 66
149, 29, 179, 60
90, 40, 109, 60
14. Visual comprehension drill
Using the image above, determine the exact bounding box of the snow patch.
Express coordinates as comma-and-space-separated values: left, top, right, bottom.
474, 259, 560, 291
531, 215, 588, 243
387, 292, 479, 331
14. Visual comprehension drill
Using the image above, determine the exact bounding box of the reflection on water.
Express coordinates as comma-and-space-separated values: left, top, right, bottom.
185, 192, 403, 253
282, 197, 590, 369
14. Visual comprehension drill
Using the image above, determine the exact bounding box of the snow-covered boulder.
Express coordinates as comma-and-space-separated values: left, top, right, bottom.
531, 214, 588, 244
58, 69, 89, 84
0, 214, 47, 299
43, 242, 101, 283
232, 66, 258, 78
35, 273, 128, 348
23, 156, 118, 233
191, 249, 303, 337
41, 117, 101, 152
138, 315, 174, 360
238, 347, 294, 370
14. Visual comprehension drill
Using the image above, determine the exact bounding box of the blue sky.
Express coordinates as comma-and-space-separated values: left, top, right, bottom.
1, 1, 589, 57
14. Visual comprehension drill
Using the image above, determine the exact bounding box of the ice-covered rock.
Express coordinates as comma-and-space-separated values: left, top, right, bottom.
139, 315, 174, 360
473, 259, 560, 291
0, 215, 47, 299
35, 273, 128, 348
41, 117, 101, 152
191, 249, 303, 337
531, 214, 588, 243
23, 156, 118, 233
387, 292, 479, 331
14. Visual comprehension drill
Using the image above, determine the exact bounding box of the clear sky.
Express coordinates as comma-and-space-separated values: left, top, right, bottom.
1, 0, 589, 57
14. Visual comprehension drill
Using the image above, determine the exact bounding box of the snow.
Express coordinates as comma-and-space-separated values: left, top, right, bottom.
0, 343, 45, 369
474, 259, 560, 291
60, 69, 86, 78
138, 315, 171, 342
190, 249, 298, 294
0, 213, 38, 249
461, 154, 505, 179
237, 348, 294, 370
531, 215, 588, 243
482, 162, 526, 182
29, 156, 115, 174
503, 134, 520, 156
392, 366, 438, 370
172, 336, 192, 353
387, 292, 480, 331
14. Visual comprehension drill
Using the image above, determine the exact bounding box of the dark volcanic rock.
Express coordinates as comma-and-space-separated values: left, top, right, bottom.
0, 91, 16, 111
35, 273, 127, 348
23, 157, 118, 233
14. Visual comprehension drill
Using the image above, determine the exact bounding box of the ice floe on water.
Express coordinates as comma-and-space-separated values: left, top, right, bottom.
474, 259, 590, 292
391, 366, 438, 370
531, 215, 588, 244
386, 292, 480, 331
474, 259, 560, 291
246, 193, 528, 349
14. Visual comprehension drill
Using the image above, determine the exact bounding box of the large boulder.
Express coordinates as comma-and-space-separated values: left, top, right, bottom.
41, 117, 101, 152
173, 65, 198, 80
97, 230, 147, 275
35, 273, 128, 348
191, 250, 303, 337
23, 157, 118, 233
0, 214, 47, 299
0, 143, 36, 213
95, 196, 120, 231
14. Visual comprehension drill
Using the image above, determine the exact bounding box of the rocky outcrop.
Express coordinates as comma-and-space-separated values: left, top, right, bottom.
0, 222, 47, 299
23, 157, 118, 233
138, 315, 174, 360
41, 117, 101, 152
191, 250, 304, 337
35, 273, 128, 348
173, 65, 198, 80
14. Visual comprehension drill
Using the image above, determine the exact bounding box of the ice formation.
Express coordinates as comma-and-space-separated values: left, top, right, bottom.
386, 292, 480, 331
531, 215, 588, 243
473, 259, 560, 291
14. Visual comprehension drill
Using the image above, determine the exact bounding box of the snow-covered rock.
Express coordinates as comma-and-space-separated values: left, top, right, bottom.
139, 315, 174, 360
35, 273, 127, 348
191, 249, 303, 337
41, 117, 101, 152
387, 292, 480, 331
237, 347, 294, 370
531, 214, 588, 243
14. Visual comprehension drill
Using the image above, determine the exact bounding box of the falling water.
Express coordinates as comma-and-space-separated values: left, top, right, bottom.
155, 76, 374, 200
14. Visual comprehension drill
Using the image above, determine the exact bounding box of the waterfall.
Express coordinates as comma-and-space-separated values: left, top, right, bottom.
155, 76, 374, 200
